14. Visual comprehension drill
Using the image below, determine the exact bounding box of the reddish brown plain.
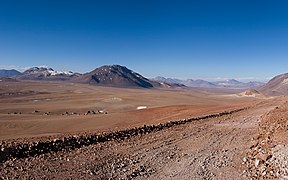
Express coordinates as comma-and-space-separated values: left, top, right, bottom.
1, 80, 287, 179
0, 81, 254, 140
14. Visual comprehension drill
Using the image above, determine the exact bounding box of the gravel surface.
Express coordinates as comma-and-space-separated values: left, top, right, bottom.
244, 100, 288, 179
0, 98, 285, 179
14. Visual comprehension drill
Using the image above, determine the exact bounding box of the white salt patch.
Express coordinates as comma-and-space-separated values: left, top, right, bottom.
137, 106, 147, 110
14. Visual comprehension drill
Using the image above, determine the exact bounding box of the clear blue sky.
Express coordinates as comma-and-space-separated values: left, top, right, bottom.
1, 0, 288, 81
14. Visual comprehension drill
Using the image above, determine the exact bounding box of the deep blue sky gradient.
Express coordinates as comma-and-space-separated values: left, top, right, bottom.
1, 0, 288, 81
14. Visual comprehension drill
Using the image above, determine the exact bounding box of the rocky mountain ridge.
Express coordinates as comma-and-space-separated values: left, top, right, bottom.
153, 76, 264, 89
15, 67, 81, 81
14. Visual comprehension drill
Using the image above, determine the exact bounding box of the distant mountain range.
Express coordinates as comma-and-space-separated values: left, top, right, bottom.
152, 76, 264, 89
0, 65, 265, 90
0, 69, 21, 77
3, 65, 288, 96
5, 65, 181, 89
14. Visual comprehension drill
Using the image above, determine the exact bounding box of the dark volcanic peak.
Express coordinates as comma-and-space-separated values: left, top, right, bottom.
79, 65, 154, 88
258, 73, 288, 96
0, 69, 21, 77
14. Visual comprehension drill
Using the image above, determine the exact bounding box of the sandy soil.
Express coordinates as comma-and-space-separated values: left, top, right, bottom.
0, 81, 256, 140
1, 80, 285, 179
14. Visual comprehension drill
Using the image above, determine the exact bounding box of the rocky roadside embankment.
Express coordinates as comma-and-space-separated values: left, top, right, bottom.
244, 101, 288, 179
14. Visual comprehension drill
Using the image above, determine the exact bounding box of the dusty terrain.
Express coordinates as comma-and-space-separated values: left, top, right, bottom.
0, 80, 287, 179
244, 99, 288, 179
0, 81, 254, 140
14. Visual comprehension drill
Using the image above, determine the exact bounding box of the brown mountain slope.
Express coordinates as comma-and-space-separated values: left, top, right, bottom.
258, 73, 288, 96
75, 65, 155, 88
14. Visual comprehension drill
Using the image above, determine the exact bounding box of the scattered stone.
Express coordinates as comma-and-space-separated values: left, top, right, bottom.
43, 112, 50, 115
243, 157, 247, 163
84, 111, 91, 115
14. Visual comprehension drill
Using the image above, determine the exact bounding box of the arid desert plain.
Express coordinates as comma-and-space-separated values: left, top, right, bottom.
1, 78, 288, 179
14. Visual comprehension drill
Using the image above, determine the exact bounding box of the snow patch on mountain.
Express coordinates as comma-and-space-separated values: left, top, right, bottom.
25, 67, 76, 76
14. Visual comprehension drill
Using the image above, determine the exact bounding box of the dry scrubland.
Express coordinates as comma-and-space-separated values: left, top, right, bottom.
0, 80, 287, 179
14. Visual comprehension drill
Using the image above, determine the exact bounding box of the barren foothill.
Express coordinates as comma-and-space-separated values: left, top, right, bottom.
0, 80, 287, 179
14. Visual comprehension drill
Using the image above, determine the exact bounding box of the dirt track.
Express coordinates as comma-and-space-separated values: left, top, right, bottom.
0, 98, 284, 179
